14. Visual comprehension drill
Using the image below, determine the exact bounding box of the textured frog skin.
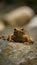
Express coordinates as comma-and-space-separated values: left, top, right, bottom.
7, 28, 34, 44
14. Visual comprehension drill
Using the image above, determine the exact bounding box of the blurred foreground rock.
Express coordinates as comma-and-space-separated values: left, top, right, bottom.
2, 6, 34, 27
0, 41, 37, 65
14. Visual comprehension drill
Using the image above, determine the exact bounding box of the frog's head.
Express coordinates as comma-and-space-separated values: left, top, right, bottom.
14, 28, 24, 37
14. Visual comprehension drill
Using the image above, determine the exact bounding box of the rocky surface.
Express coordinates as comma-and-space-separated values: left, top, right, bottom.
0, 40, 37, 65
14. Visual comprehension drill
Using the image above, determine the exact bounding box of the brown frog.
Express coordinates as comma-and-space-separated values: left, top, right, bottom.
7, 28, 34, 44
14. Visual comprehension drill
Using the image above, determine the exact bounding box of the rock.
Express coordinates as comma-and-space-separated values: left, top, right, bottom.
0, 42, 37, 65
2, 6, 34, 27
0, 21, 5, 31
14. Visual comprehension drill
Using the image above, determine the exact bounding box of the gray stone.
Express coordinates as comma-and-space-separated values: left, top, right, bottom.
0, 41, 37, 65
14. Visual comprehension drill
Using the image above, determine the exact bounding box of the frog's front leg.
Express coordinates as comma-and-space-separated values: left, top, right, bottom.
7, 34, 14, 42
22, 35, 34, 44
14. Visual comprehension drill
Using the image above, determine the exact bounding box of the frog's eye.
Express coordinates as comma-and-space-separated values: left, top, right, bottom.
14, 28, 17, 31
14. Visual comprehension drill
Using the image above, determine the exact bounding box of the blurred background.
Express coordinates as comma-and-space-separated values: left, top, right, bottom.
0, 0, 37, 14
